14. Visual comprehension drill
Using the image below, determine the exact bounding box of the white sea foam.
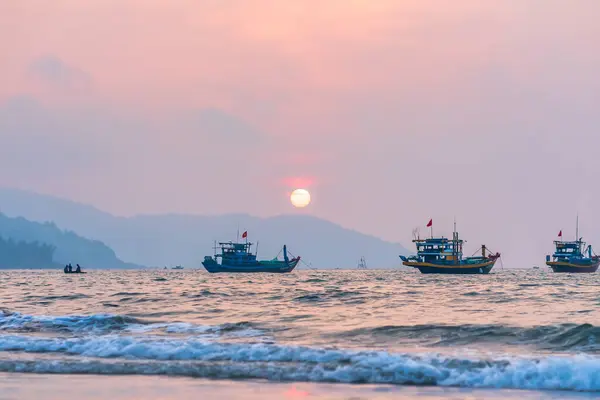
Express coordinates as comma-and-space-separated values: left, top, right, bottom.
0, 311, 262, 338
0, 335, 599, 391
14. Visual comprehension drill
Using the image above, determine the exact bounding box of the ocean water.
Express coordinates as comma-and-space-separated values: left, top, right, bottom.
0, 268, 599, 399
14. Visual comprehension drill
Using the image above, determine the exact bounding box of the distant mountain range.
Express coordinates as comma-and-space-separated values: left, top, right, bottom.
0, 188, 410, 269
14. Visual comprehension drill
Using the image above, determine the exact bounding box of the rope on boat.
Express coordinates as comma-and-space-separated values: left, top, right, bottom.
484, 246, 504, 271
469, 245, 504, 270
286, 249, 317, 271
299, 259, 317, 271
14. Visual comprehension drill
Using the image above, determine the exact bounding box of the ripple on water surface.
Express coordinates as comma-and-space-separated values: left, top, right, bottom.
0, 269, 600, 392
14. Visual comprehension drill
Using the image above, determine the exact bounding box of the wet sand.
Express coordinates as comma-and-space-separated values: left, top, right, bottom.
0, 373, 597, 400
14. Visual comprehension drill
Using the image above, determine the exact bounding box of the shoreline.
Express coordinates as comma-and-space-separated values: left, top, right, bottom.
1, 373, 595, 400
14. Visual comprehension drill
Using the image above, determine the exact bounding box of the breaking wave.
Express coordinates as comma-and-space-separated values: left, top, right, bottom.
0, 335, 599, 392
0, 310, 261, 337
338, 323, 600, 352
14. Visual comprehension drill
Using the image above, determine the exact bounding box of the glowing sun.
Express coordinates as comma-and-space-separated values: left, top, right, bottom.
290, 189, 311, 208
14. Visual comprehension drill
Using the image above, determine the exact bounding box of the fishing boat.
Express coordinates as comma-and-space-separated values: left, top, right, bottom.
546, 219, 599, 273
63, 263, 85, 274
399, 220, 500, 274
202, 233, 300, 273
357, 256, 367, 269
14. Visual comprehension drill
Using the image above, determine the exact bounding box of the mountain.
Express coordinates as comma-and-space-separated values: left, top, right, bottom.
0, 212, 138, 269
0, 188, 411, 269
0, 235, 58, 269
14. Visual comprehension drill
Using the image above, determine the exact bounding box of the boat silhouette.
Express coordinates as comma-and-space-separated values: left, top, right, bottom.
202, 237, 300, 273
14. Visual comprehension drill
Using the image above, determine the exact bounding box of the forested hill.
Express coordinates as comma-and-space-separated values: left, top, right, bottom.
0, 237, 59, 269
0, 213, 139, 269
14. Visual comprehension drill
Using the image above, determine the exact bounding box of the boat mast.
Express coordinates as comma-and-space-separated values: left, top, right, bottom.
575, 213, 581, 253
576, 214, 580, 253
453, 217, 458, 264
357, 256, 367, 269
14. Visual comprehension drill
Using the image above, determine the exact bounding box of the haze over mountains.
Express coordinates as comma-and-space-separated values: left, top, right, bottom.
0, 188, 410, 269
0, 212, 138, 269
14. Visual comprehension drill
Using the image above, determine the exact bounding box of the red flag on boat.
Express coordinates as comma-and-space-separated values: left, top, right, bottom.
426, 219, 433, 227
242, 231, 247, 239
558, 230, 562, 238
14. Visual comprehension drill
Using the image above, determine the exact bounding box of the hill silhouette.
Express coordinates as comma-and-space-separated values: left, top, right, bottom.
0, 188, 410, 269
0, 235, 58, 269
0, 212, 138, 269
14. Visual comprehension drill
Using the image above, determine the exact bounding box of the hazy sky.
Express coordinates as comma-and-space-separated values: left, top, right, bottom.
1, 1, 600, 266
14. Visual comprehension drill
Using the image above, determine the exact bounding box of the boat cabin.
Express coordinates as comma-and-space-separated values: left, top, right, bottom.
413, 236, 464, 264
551, 240, 592, 261
214, 241, 258, 265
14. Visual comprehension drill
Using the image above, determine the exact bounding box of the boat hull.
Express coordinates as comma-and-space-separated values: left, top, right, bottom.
546, 261, 599, 273
402, 259, 497, 274
202, 258, 300, 273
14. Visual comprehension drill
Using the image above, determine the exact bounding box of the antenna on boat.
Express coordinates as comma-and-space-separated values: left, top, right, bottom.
237, 222, 240, 243
412, 228, 419, 240
576, 213, 582, 253
453, 216, 457, 241
453, 216, 457, 261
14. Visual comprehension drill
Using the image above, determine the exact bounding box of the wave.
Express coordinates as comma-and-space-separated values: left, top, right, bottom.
0, 310, 143, 333
3, 311, 599, 352
338, 323, 600, 352
292, 290, 365, 303
0, 311, 261, 337
0, 336, 599, 391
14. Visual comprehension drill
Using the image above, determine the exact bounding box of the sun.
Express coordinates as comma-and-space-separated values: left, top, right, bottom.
290, 189, 311, 208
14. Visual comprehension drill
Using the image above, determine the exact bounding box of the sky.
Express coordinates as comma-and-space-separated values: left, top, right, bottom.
1, 0, 600, 266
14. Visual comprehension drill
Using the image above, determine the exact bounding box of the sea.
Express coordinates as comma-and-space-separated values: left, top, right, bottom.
0, 268, 599, 399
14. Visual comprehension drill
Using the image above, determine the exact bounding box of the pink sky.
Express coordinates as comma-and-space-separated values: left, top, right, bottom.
1, 1, 600, 266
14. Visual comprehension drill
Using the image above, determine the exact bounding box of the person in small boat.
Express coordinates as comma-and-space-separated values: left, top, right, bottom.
68, 263, 73, 273
64, 264, 69, 273
75, 264, 81, 273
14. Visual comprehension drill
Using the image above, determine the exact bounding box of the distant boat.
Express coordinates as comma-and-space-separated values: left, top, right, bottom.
357, 256, 367, 269
546, 218, 599, 273
63, 264, 85, 274
202, 236, 300, 273
400, 221, 500, 274
172, 266, 184, 270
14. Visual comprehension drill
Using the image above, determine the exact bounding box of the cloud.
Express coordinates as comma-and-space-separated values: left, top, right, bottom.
27, 55, 92, 91
177, 108, 264, 145
0, 95, 134, 191
0, 94, 279, 214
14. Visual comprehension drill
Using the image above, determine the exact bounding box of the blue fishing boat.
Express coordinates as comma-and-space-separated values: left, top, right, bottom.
400, 220, 500, 274
202, 236, 300, 273
546, 219, 599, 273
